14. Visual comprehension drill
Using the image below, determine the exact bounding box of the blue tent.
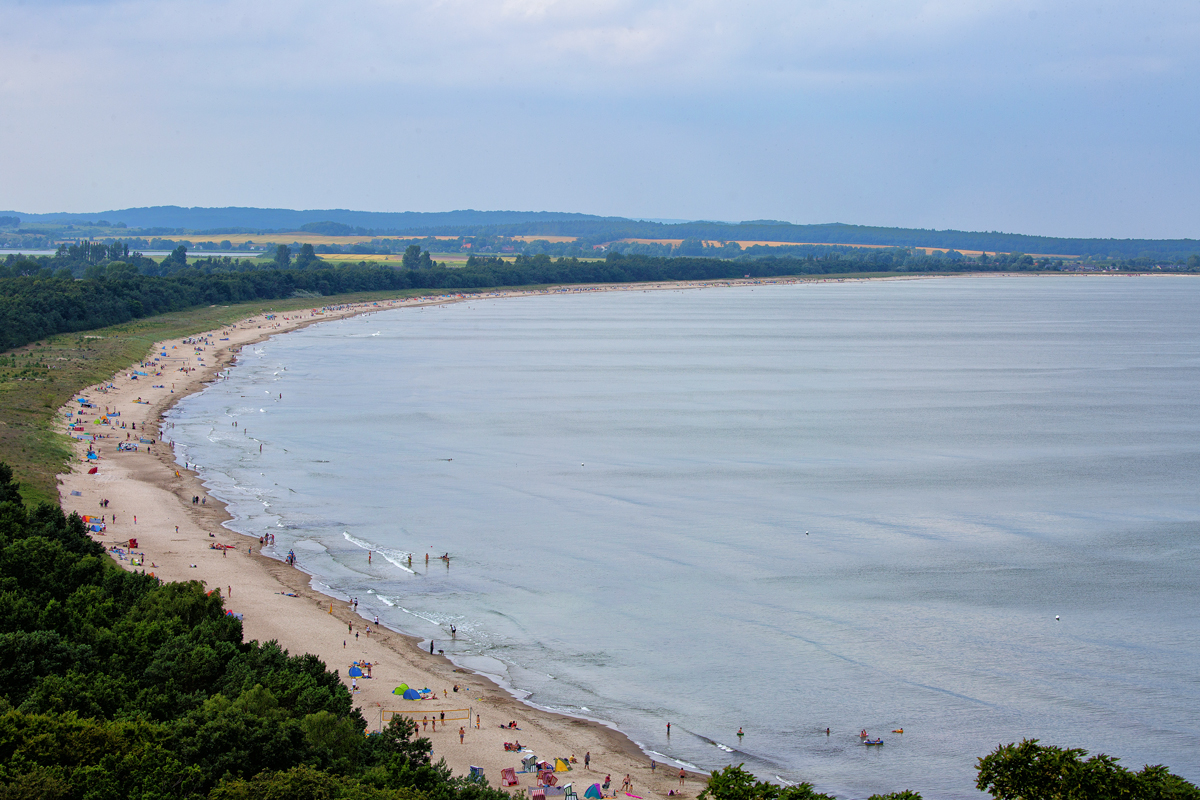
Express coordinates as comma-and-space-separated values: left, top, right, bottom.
402, 688, 421, 700
348, 666, 363, 677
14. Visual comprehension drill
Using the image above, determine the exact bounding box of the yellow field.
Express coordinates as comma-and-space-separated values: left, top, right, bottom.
509, 235, 578, 243
160, 233, 466, 246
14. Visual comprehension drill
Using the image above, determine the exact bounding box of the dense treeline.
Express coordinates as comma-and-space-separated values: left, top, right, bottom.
0, 463, 514, 799
0, 247, 1188, 352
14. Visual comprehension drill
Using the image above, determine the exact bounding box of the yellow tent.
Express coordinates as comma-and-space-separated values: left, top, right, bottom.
554, 759, 571, 772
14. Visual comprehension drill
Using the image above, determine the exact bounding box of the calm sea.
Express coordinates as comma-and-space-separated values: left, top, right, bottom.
166, 277, 1200, 798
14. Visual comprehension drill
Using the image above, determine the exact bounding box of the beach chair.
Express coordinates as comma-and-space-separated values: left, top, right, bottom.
521, 755, 538, 773
564, 783, 578, 800
529, 790, 545, 800
469, 766, 485, 784
502, 768, 519, 786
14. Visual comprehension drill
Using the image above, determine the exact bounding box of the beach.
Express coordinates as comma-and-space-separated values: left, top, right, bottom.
57, 290, 718, 800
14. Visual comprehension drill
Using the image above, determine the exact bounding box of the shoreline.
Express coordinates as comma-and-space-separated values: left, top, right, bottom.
57, 286, 724, 800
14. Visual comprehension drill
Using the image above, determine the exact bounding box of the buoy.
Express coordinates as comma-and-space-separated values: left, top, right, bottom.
1055, 615, 1060, 621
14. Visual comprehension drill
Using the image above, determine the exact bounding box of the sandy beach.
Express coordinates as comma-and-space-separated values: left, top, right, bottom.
56, 287, 732, 800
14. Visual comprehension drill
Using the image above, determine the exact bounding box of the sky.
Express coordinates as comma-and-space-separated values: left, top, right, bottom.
1, 0, 1198, 239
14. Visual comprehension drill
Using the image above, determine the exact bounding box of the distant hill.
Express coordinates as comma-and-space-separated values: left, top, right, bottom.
3, 206, 1196, 259
3, 206, 620, 232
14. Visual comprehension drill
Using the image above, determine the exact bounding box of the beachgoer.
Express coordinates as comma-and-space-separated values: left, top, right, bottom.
440, 711, 445, 722
621, 775, 632, 793
459, 726, 465, 744
737, 727, 744, 739
679, 769, 685, 787
422, 716, 428, 731
584, 752, 590, 770
651, 760, 656, 772
667, 722, 671, 736
603, 775, 611, 791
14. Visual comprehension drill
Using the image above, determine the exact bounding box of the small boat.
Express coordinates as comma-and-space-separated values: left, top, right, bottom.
864, 739, 884, 746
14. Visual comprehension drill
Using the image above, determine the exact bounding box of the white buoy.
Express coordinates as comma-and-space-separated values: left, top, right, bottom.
1055, 615, 1060, 621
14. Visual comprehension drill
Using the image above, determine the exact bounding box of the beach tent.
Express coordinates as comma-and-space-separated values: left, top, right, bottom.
392, 683, 410, 695
584, 785, 602, 799
554, 759, 571, 772
402, 688, 421, 700
348, 666, 363, 677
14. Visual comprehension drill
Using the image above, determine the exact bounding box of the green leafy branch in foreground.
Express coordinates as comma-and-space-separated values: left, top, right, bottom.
697, 740, 1200, 800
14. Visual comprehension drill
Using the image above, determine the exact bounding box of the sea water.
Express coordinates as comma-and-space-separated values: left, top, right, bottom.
166, 277, 1200, 798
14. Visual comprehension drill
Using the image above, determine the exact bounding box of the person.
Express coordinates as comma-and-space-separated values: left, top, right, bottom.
440, 711, 445, 723
679, 769, 686, 787
825, 728, 830, 736
737, 727, 744, 739
603, 775, 611, 791
584, 751, 590, 770
666, 722, 670, 736
650, 760, 656, 773
621, 775, 632, 793
351, 677, 357, 691
422, 716, 428, 731
861, 729, 867, 738
459, 726, 465, 744
476, 714, 480, 729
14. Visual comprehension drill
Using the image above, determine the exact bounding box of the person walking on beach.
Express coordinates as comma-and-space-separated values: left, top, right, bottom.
679, 769, 686, 787
459, 726, 465, 744
584, 752, 590, 770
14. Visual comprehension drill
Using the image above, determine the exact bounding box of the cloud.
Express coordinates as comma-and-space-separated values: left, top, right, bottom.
0, 0, 1197, 236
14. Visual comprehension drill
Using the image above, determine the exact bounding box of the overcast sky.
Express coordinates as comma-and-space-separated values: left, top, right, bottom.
2, 0, 1197, 238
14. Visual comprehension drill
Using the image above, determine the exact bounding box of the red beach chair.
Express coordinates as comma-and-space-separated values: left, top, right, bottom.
502, 768, 519, 786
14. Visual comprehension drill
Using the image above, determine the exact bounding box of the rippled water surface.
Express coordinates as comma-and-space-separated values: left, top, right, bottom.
168, 277, 1200, 798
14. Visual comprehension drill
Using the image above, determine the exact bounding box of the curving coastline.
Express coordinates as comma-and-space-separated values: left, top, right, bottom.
55, 287, 732, 800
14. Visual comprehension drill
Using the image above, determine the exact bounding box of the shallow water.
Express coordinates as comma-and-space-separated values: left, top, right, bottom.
167, 277, 1200, 798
